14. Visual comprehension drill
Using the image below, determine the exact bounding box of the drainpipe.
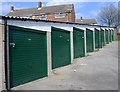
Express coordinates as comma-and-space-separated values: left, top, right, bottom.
4, 19, 10, 90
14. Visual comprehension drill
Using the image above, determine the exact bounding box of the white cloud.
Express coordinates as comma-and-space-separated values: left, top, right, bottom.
1, 0, 119, 2
75, 2, 84, 7
75, 12, 88, 19
74, 2, 84, 12
90, 10, 100, 17
0, 3, 2, 15
1, 3, 11, 15
1, 2, 37, 15
46, 0, 74, 6
46, 1, 84, 19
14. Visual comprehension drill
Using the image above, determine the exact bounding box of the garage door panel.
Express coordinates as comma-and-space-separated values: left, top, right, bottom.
99, 30, 102, 48
95, 29, 101, 48
109, 29, 112, 42
112, 30, 114, 41
95, 29, 99, 48
86, 29, 94, 52
73, 27, 85, 58
9, 26, 47, 88
51, 27, 71, 69
105, 29, 109, 44
101, 29, 105, 47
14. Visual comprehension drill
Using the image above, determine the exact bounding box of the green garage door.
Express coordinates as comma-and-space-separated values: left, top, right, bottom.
9, 25, 47, 88
95, 28, 101, 48
99, 30, 102, 48
109, 29, 112, 42
105, 29, 109, 44
86, 28, 94, 52
112, 30, 114, 41
101, 29, 105, 47
51, 27, 71, 69
73, 27, 85, 58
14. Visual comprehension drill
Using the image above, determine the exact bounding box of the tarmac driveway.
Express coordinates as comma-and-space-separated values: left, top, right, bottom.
13, 41, 118, 90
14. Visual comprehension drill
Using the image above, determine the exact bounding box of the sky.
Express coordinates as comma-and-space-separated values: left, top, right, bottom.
0, 0, 119, 24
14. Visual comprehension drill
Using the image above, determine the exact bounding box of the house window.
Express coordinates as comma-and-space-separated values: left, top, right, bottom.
29, 16, 32, 19
55, 13, 65, 18
40, 15, 47, 20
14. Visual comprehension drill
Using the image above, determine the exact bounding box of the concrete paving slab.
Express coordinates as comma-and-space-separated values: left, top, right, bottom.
10, 41, 118, 90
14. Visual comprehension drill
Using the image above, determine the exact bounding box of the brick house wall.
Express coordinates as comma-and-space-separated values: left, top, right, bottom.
45, 4, 75, 22
32, 4, 75, 23
7, 3, 75, 23
46, 13, 74, 22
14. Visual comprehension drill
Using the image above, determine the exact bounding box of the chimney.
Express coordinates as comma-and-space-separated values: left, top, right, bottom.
38, 2, 42, 10
10, 5, 14, 12
80, 16, 83, 21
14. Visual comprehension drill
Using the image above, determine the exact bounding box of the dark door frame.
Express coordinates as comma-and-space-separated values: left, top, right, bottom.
4, 19, 11, 90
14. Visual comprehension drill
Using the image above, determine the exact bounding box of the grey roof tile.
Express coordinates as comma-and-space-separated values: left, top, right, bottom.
75, 19, 97, 24
6, 4, 73, 17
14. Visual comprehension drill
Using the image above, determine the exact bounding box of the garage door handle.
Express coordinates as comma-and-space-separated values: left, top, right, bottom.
10, 43, 16, 48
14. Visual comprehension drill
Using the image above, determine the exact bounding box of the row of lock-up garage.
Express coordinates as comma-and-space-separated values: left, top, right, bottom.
0, 16, 115, 90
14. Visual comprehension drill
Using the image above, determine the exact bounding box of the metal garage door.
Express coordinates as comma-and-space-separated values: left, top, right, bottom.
101, 29, 105, 47
105, 29, 109, 44
51, 27, 71, 69
9, 25, 47, 88
73, 27, 85, 58
109, 29, 112, 42
86, 28, 94, 52
95, 28, 101, 48
99, 29, 102, 48
112, 30, 114, 41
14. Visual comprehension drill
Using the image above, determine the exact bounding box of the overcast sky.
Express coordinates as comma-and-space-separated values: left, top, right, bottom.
0, 0, 118, 24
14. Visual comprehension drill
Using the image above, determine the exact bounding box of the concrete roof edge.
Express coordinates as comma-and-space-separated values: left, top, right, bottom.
1, 16, 113, 28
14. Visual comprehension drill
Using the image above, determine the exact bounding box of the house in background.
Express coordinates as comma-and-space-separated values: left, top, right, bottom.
75, 17, 97, 25
117, 25, 120, 34
6, 2, 75, 23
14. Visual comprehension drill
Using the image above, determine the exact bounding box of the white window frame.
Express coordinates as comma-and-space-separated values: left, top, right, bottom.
39, 14, 47, 20
28, 16, 32, 19
55, 13, 65, 18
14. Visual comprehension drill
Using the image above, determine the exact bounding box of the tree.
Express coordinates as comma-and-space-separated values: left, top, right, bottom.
98, 3, 118, 26
118, 1, 120, 25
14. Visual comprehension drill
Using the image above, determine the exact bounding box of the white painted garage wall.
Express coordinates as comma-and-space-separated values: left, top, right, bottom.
0, 24, 6, 91
1, 18, 116, 90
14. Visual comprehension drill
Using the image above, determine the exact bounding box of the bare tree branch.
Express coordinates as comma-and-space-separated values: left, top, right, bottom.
98, 3, 118, 26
